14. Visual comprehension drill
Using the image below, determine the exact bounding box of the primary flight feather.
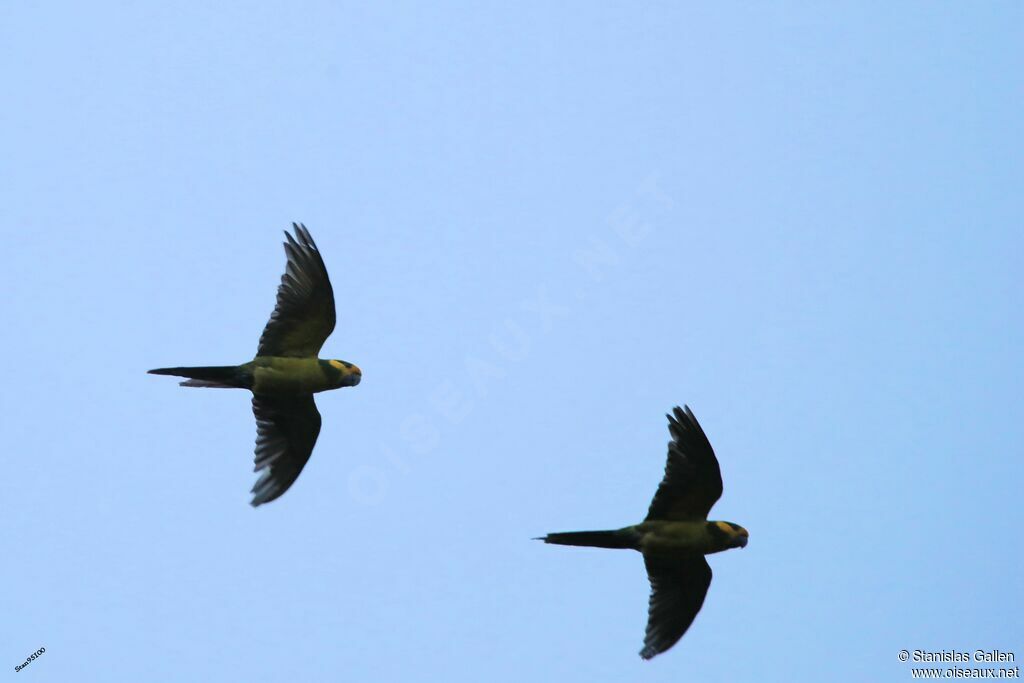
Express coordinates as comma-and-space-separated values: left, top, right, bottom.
149, 223, 361, 506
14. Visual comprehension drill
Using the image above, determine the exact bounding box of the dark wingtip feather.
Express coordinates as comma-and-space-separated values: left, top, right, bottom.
667, 405, 701, 437
293, 222, 314, 247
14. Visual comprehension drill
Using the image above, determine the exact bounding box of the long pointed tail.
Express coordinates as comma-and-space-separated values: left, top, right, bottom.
535, 528, 639, 550
147, 365, 249, 389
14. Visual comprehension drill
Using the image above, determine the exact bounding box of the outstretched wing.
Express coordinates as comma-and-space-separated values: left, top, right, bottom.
257, 223, 336, 358
645, 405, 723, 521
250, 394, 322, 506
639, 554, 712, 660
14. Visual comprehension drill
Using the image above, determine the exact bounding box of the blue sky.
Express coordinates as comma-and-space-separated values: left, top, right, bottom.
2, 3, 1021, 681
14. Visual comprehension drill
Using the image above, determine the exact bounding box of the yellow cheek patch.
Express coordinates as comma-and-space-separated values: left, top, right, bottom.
715, 522, 733, 535
329, 360, 346, 371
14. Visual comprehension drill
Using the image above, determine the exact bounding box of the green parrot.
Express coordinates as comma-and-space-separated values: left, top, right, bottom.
537, 405, 748, 659
149, 223, 362, 506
